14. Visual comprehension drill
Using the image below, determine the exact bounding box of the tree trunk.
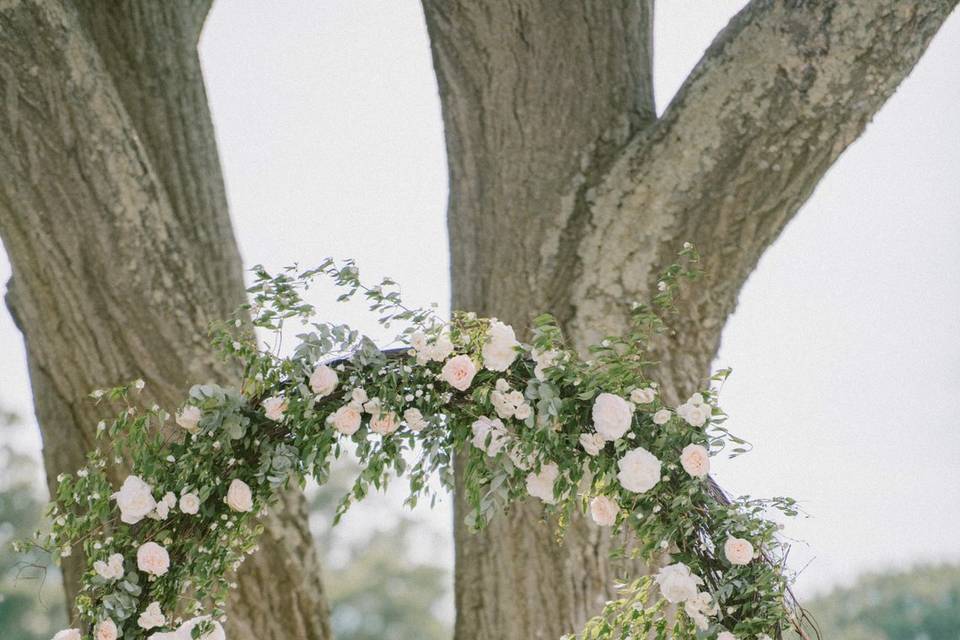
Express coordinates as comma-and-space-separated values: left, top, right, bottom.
0, 2, 330, 638
423, 1, 958, 638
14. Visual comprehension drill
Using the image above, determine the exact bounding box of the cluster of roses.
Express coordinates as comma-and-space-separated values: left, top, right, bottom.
49, 309, 772, 640
653, 534, 756, 633
51, 470, 253, 639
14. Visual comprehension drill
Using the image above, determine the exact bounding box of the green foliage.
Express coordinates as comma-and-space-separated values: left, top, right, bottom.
790, 565, 960, 640
22, 247, 801, 639
309, 460, 451, 640
0, 412, 67, 640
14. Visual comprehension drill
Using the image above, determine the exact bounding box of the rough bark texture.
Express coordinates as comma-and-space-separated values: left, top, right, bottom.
423, 1, 957, 638
0, 1, 330, 638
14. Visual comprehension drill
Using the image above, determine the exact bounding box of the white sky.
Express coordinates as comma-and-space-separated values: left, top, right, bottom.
2, 0, 958, 603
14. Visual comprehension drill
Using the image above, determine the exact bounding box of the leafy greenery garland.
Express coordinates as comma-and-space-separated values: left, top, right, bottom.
21, 247, 806, 640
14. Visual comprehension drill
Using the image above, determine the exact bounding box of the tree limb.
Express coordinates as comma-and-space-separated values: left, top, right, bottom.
0, 1, 331, 637
565, 0, 958, 394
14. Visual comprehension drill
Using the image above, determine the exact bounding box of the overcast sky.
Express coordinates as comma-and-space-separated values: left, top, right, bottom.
2, 1, 959, 602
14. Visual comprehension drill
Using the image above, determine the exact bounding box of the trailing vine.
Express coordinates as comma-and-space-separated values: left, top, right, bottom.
23, 246, 807, 640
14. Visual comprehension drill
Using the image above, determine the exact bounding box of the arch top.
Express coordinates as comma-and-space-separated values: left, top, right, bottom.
31, 250, 807, 640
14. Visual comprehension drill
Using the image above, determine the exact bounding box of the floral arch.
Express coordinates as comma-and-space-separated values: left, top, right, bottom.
26, 248, 811, 640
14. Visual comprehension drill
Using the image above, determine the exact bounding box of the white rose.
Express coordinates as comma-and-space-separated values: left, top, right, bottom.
630, 387, 656, 404
441, 354, 478, 391
151, 499, 169, 520
680, 443, 710, 478
683, 591, 718, 630
262, 396, 287, 421
138, 602, 166, 630
176, 405, 202, 434
654, 562, 703, 603
652, 409, 671, 425
676, 393, 711, 427
723, 536, 754, 565
592, 393, 633, 441
616, 447, 661, 493
95, 619, 118, 640
403, 408, 428, 432
309, 364, 339, 397
175, 616, 225, 640
427, 334, 455, 362
136, 542, 170, 576
162, 492, 176, 508
351, 388, 369, 404
112, 475, 156, 525
179, 492, 201, 515
717, 633, 737, 640
481, 320, 520, 371
525, 463, 559, 504
579, 433, 605, 457
471, 416, 509, 457
514, 403, 532, 420
410, 331, 428, 351
589, 495, 619, 526
362, 397, 382, 415
225, 479, 253, 512
532, 348, 560, 381
370, 411, 399, 435
93, 553, 124, 581
52, 630, 81, 640
329, 404, 362, 435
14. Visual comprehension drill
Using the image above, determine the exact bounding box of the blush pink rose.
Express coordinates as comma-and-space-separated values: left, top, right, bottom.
441, 355, 477, 391
136, 542, 169, 576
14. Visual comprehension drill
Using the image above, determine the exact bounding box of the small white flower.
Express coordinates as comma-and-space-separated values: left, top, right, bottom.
351, 388, 369, 404
133, 379, 145, 391
525, 463, 559, 504
652, 409, 671, 425
683, 591, 718, 630
578, 433, 605, 457
717, 633, 737, 640
629, 387, 656, 404
137, 601, 166, 630
52, 629, 81, 640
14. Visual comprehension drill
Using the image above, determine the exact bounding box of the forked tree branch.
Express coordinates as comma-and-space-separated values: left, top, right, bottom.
564, 0, 958, 395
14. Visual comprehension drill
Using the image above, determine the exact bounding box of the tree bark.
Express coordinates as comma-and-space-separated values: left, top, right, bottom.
423, 1, 957, 638
0, 1, 330, 638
